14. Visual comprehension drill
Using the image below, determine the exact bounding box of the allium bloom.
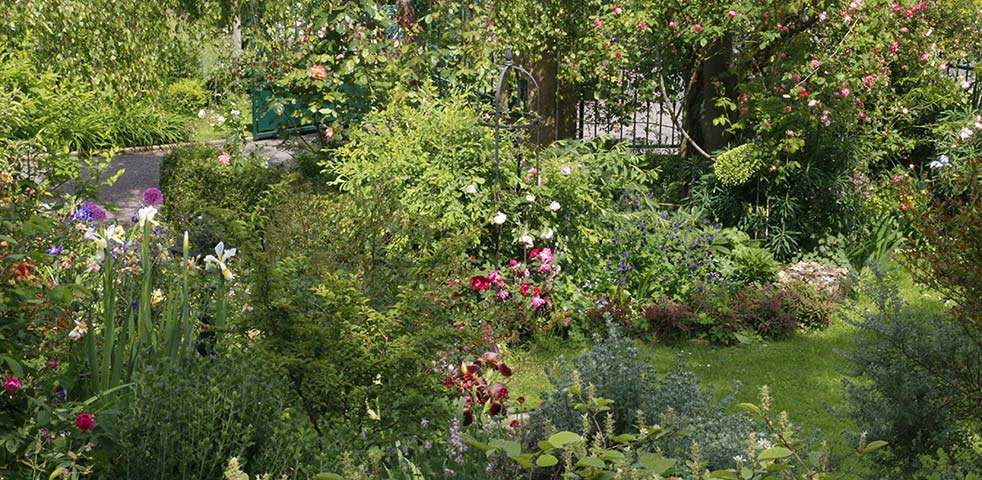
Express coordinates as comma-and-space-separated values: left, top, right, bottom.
84, 201, 107, 221
143, 188, 163, 206
492, 211, 506, 225
309, 65, 328, 80
3, 376, 22, 395
75, 413, 95, 432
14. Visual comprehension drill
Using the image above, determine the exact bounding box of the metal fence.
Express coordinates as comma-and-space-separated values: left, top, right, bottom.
947, 63, 980, 109
577, 93, 682, 153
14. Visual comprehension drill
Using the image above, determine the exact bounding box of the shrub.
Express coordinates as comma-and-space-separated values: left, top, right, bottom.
163, 78, 208, 116
641, 297, 696, 340
781, 280, 836, 331
112, 350, 318, 479
533, 323, 755, 469
158, 144, 287, 256
842, 268, 982, 476
727, 230, 781, 285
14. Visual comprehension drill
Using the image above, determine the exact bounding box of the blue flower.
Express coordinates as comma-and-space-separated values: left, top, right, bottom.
928, 154, 951, 169
47, 244, 64, 255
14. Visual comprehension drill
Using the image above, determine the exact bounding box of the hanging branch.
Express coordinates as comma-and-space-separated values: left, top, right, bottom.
658, 71, 714, 160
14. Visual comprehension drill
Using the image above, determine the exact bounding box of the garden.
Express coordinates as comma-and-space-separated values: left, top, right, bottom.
2, 0, 982, 478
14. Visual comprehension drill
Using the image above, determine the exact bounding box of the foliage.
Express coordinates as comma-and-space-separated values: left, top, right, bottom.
164, 79, 209, 116
899, 125, 982, 340
0, 0, 199, 95
782, 280, 837, 331
842, 267, 982, 476
714, 143, 764, 187
533, 323, 755, 469
159, 144, 287, 255
111, 350, 318, 479
0, 43, 190, 150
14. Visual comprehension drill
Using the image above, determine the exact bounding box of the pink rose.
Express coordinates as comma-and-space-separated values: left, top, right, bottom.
727, 10, 736, 19
693, 24, 702, 33
309, 65, 328, 80
75, 413, 96, 432
217, 151, 231, 166
530, 295, 546, 309
3, 376, 22, 395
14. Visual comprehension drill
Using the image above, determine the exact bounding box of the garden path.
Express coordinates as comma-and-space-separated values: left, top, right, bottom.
97, 139, 295, 220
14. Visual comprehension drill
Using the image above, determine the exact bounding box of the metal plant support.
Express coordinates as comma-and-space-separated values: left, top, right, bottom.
480, 49, 541, 269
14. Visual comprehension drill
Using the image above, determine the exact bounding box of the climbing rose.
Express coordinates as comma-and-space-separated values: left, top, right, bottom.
470, 276, 491, 291
75, 413, 95, 432
3, 376, 21, 395
693, 24, 702, 32
309, 65, 328, 80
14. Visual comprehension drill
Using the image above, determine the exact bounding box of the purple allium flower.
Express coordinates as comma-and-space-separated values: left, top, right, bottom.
84, 201, 107, 221
143, 188, 163, 206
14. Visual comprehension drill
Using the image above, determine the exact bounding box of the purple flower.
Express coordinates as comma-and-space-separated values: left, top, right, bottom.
47, 244, 64, 255
84, 202, 107, 221
142, 188, 163, 206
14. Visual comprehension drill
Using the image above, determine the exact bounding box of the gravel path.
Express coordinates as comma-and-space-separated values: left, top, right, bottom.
96, 139, 297, 220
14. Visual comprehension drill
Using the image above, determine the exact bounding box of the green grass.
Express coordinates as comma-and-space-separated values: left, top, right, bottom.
506, 262, 947, 448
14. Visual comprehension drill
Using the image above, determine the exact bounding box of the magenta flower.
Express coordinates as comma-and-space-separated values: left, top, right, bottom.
142, 188, 163, 206
497, 289, 510, 300
75, 413, 95, 432
3, 376, 22, 395
538, 263, 553, 273
693, 24, 702, 33
538, 248, 554, 264
530, 295, 546, 309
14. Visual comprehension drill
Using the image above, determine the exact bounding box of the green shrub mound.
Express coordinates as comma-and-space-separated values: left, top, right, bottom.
111, 351, 318, 479
164, 79, 208, 116
533, 324, 756, 470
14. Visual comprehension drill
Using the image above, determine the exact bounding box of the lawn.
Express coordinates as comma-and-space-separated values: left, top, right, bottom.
508, 263, 946, 448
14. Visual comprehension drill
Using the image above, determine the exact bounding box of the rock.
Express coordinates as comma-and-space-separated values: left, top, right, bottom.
778, 261, 849, 299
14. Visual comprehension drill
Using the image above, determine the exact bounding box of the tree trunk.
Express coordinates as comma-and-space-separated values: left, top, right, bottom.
530, 55, 578, 145
682, 34, 736, 161
231, 0, 242, 60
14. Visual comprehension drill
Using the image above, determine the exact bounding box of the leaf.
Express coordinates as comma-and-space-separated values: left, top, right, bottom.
862, 440, 889, 454
490, 439, 522, 459
548, 431, 582, 447
575, 457, 605, 469
736, 403, 761, 415
461, 433, 489, 451
536, 454, 559, 467
636, 453, 675, 475
758, 447, 793, 462
313, 474, 343, 480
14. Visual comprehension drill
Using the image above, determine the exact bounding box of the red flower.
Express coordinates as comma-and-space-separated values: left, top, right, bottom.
529, 249, 540, 259
519, 282, 531, 296
800, 90, 809, 98
470, 276, 491, 290
3, 376, 21, 395
75, 413, 95, 432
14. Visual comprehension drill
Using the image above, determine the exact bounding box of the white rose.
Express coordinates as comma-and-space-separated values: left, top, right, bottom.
493, 211, 507, 225
549, 201, 561, 211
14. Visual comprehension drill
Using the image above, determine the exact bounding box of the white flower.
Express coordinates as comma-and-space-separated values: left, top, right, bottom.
216, 115, 226, 125
68, 319, 88, 341
84, 225, 120, 262
549, 201, 561, 211
137, 206, 158, 229
204, 241, 237, 282
464, 184, 477, 194
540, 228, 554, 240
561, 165, 572, 176
962, 80, 972, 90
230, 109, 241, 117
492, 211, 507, 225
198, 109, 206, 119
526, 193, 536, 203
928, 154, 951, 169
517, 234, 534, 248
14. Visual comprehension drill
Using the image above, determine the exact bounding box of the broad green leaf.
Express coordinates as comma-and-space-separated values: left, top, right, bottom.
490, 439, 522, 459
536, 454, 559, 467
758, 447, 792, 462
862, 440, 889, 454
548, 431, 582, 447
576, 457, 605, 469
